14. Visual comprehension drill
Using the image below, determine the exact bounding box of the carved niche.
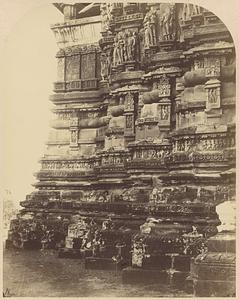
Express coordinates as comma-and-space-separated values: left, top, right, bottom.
125, 114, 134, 130
204, 57, 221, 78
143, 6, 157, 48
124, 92, 135, 111
112, 30, 139, 66
157, 74, 171, 98
70, 112, 79, 148
205, 79, 221, 110
181, 3, 202, 22
124, 92, 135, 136
158, 101, 171, 128
81, 52, 96, 79
65, 54, 81, 81
159, 4, 177, 41
70, 130, 78, 144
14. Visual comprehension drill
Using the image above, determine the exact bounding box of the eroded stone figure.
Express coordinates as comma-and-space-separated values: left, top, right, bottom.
161, 5, 175, 41
100, 54, 108, 80
182, 3, 201, 21
125, 92, 134, 110
127, 31, 137, 61
123, 31, 129, 61
144, 19, 152, 48
149, 7, 157, 45
100, 3, 113, 32
113, 35, 121, 66
161, 105, 169, 120
144, 7, 158, 47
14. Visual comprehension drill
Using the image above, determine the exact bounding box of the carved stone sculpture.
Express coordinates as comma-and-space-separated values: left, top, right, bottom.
149, 7, 157, 45
143, 11, 156, 47
113, 35, 121, 66
182, 4, 201, 21
125, 93, 134, 110
100, 52, 111, 81
160, 5, 175, 41
126, 31, 137, 61
100, 3, 113, 33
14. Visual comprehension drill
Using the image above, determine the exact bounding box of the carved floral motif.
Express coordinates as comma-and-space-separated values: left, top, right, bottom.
157, 74, 171, 97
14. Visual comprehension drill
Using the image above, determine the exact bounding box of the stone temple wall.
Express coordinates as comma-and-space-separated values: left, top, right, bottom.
6, 3, 235, 296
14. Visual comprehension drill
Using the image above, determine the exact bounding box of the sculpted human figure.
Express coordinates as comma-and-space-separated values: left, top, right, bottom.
161, 106, 169, 120
161, 6, 175, 40
144, 15, 153, 48
182, 4, 201, 21
182, 3, 191, 21
100, 54, 108, 80
113, 35, 120, 66
127, 31, 132, 60
192, 4, 201, 15
132, 32, 137, 56
123, 31, 129, 62
149, 7, 157, 45
125, 92, 134, 110
100, 3, 114, 32
100, 4, 109, 32
118, 32, 124, 64
127, 31, 137, 61
106, 51, 112, 76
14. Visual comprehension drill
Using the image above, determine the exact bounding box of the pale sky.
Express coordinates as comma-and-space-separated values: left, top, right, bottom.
0, 0, 238, 207
0, 1, 63, 206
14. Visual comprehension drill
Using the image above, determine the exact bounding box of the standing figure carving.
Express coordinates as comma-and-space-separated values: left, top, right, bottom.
182, 4, 201, 21
100, 53, 108, 81
118, 32, 124, 64
161, 5, 176, 41
100, 3, 113, 32
144, 16, 152, 48
149, 7, 157, 45
192, 5, 201, 15
125, 92, 134, 110
127, 31, 137, 61
106, 51, 112, 77
143, 9, 157, 47
123, 31, 128, 62
113, 35, 121, 66
182, 3, 191, 21
100, 4, 109, 32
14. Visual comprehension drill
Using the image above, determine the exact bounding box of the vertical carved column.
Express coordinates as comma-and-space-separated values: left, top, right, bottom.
205, 79, 221, 110
124, 92, 135, 142
158, 74, 171, 132
70, 113, 79, 150
204, 56, 222, 123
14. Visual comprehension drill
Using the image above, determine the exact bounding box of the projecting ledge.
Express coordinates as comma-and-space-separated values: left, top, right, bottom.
49, 90, 104, 103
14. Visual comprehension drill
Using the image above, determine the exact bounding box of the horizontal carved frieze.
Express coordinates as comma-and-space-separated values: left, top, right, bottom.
54, 79, 98, 92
